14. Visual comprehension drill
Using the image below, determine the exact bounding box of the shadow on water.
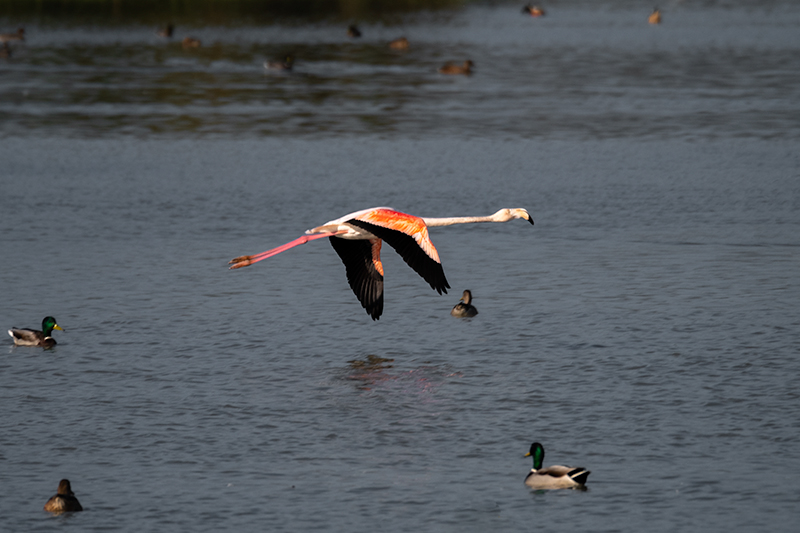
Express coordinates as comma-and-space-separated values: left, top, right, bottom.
342, 354, 463, 395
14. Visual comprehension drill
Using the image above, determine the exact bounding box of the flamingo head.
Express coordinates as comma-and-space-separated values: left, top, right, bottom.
494, 208, 534, 225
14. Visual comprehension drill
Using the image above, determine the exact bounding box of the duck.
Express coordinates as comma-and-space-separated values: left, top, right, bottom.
182, 36, 201, 49
8, 316, 63, 347
438, 60, 473, 75
347, 25, 362, 38
157, 23, 174, 38
44, 479, 83, 514
0, 27, 25, 43
524, 442, 590, 489
264, 55, 294, 71
388, 37, 409, 51
451, 290, 478, 318
649, 8, 662, 25
522, 5, 546, 17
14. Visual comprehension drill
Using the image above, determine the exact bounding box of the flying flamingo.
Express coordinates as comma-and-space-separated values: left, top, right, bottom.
229, 207, 534, 320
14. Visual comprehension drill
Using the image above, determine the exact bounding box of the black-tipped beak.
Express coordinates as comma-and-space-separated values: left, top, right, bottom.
528, 217, 534, 225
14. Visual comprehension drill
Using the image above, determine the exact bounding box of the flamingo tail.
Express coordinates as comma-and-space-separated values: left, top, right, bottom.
229, 231, 342, 269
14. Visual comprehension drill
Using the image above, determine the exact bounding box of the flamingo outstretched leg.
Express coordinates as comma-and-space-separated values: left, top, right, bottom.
229, 231, 344, 269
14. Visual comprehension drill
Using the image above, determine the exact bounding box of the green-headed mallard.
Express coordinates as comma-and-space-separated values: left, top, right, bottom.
44, 479, 83, 514
8, 316, 63, 347
438, 60, 473, 75
524, 442, 590, 489
451, 290, 478, 318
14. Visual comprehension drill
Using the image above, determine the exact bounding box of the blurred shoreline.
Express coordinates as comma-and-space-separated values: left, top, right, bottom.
0, 0, 468, 25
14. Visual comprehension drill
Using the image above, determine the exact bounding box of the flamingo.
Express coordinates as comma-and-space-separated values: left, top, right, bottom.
229, 207, 533, 320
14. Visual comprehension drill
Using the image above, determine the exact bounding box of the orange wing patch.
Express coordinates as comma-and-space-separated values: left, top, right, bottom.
371, 239, 384, 276
356, 209, 442, 263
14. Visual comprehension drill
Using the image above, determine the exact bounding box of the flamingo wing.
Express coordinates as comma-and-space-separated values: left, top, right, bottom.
329, 237, 385, 320
345, 218, 450, 296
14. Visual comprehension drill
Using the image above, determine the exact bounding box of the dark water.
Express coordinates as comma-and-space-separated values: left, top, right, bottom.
1, 2, 799, 532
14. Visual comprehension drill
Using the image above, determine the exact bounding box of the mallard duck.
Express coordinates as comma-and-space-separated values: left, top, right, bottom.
438, 60, 473, 75
0, 27, 25, 43
649, 8, 662, 25
44, 479, 83, 514
347, 25, 362, 38
522, 5, 546, 17
264, 55, 294, 71
157, 23, 174, 38
182, 37, 201, 49
524, 442, 590, 489
388, 37, 409, 50
8, 316, 63, 347
451, 290, 478, 318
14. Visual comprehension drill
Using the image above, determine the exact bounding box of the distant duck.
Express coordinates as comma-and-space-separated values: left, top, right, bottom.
347, 25, 362, 38
8, 316, 63, 347
157, 23, 174, 38
649, 8, 662, 24
451, 290, 478, 318
524, 442, 590, 489
522, 5, 546, 17
438, 60, 473, 75
182, 36, 201, 49
388, 37, 409, 50
264, 55, 294, 71
0, 27, 25, 43
44, 479, 83, 514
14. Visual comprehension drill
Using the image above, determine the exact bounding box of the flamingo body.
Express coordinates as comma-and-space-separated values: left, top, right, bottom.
230, 207, 532, 320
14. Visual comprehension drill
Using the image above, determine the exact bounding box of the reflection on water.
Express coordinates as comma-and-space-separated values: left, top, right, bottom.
1, 3, 798, 139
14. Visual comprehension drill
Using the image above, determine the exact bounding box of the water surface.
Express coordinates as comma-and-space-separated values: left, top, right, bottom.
1, 2, 799, 532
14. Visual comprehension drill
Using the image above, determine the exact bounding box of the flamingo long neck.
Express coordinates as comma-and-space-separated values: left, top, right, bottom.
421, 214, 501, 227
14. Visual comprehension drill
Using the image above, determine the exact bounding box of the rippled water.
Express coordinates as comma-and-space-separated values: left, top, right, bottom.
1, 2, 799, 532
2, 2, 799, 139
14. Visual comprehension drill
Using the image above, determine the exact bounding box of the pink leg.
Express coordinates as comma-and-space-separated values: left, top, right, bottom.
229, 231, 343, 269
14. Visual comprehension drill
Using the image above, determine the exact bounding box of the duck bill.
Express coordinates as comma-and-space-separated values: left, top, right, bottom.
53, 324, 64, 331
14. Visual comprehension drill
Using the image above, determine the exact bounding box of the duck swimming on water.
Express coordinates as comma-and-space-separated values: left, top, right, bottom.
44, 479, 83, 514
524, 442, 590, 489
388, 37, 409, 50
451, 290, 478, 317
264, 55, 294, 71
438, 60, 473, 75
0, 27, 24, 43
8, 316, 63, 347
649, 8, 662, 24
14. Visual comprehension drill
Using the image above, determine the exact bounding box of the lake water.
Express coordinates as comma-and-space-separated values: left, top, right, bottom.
1, 2, 799, 532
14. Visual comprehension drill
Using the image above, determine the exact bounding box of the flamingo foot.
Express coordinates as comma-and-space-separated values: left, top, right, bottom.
228, 256, 254, 269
